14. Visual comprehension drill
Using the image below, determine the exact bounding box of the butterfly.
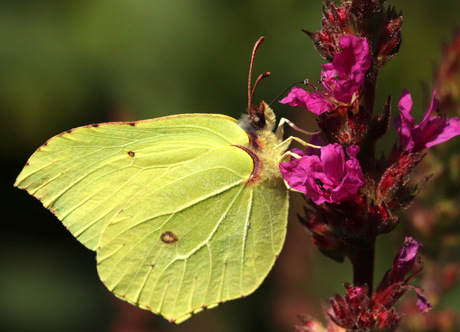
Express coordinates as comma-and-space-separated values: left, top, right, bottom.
14, 37, 292, 323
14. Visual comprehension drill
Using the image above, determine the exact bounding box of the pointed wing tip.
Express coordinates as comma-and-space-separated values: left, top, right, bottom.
160, 301, 225, 324
15, 182, 34, 193
14, 171, 27, 188
167, 307, 205, 324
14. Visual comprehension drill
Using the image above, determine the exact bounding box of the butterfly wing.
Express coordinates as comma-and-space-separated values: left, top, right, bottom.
15, 113, 289, 322
96, 144, 288, 322
14, 114, 249, 250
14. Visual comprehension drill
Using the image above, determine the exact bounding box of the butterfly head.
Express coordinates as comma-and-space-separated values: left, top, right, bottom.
246, 37, 274, 131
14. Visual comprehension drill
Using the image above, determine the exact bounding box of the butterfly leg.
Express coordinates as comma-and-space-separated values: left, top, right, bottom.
276, 136, 322, 162
275, 117, 320, 141
279, 149, 304, 163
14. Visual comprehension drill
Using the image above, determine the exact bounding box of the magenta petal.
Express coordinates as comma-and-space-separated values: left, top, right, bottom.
334, 36, 371, 84
346, 145, 360, 158
279, 158, 307, 193
392, 237, 420, 282
321, 36, 371, 103
344, 158, 365, 184
331, 158, 365, 202
304, 92, 335, 115
281, 36, 371, 115
397, 89, 415, 126
344, 146, 364, 187
279, 154, 322, 194
330, 181, 354, 202
321, 144, 345, 183
280, 87, 333, 114
305, 175, 329, 205
423, 117, 460, 148
414, 287, 432, 313
395, 89, 460, 151
279, 87, 310, 108
413, 90, 460, 149
420, 90, 440, 124
280, 144, 365, 205
395, 89, 416, 151
414, 116, 460, 149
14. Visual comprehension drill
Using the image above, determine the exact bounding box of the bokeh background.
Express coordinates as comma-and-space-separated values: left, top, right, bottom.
2, 1, 460, 331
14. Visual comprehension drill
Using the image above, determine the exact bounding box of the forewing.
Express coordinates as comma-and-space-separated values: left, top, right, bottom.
96, 145, 289, 323
14, 114, 248, 250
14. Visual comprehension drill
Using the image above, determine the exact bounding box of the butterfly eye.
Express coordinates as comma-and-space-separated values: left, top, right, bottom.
251, 111, 266, 129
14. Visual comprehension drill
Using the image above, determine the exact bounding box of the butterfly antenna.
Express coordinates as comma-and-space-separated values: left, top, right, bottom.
248, 36, 264, 113
268, 80, 306, 108
247, 36, 271, 128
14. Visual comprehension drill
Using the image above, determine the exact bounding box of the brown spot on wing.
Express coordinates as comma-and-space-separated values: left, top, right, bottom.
160, 231, 178, 244
127, 151, 135, 158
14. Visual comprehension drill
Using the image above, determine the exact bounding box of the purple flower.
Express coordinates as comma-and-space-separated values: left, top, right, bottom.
391, 237, 421, 282
279, 143, 365, 204
376, 237, 432, 314
280, 86, 334, 115
394, 89, 460, 152
280, 35, 371, 115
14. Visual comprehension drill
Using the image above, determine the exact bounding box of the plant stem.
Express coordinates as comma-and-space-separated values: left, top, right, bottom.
350, 242, 375, 294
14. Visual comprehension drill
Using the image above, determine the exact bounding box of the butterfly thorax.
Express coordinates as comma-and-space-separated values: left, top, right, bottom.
239, 103, 287, 184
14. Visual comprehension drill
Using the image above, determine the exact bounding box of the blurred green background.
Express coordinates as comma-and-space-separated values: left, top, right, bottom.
2, 1, 459, 331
